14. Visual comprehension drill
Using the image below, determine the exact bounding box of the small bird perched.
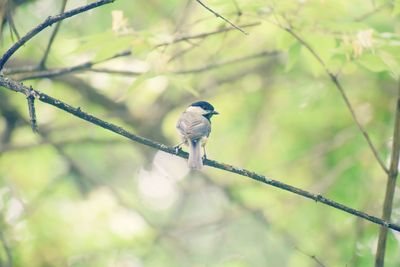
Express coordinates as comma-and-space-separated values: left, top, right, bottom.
176, 101, 219, 170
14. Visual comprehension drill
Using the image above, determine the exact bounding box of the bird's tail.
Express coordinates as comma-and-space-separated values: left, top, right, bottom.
188, 140, 203, 170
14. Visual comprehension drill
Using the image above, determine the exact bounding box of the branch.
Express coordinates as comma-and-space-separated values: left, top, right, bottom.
195, 0, 248, 35
293, 246, 326, 267
16, 50, 277, 80
173, 50, 279, 74
16, 50, 131, 81
355, 1, 392, 22
155, 22, 260, 48
4, 23, 260, 79
1, 75, 400, 233
89, 50, 279, 76
283, 26, 389, 174
38, 0, 68, 68
26, 88, 38, 133
0, 0, 114, 71
374, 80, 400, 267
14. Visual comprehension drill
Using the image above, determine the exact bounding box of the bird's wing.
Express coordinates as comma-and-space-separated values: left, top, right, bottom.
177, 112, 211, 140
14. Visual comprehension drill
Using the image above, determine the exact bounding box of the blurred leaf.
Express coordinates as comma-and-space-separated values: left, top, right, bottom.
393, 0, 400, 16
357, 53, 388, 72
276, 30, 297, 51
285, 42, 301, 72
128, 72, 154, 92
379, 51, 400, 79
94, 35, 132, 61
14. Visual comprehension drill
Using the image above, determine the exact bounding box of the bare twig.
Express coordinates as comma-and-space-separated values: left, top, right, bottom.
231, 0, 242, 15
1, 75, 400, 232
293, 246, 326, 267
0, 0, 115, 71
4, 23, 260, 80
156, 22, 260, 48
6, 9, 20, 41
0, 137, 124, 153
173, 50, 278, 74
195, 0, 248, 35
86, 68, 142, 76
282, 26, 389, 174
16, 50, 131, 80
17, 49, 277, 80
374, 80, 400, 267
2, 65, 39, 75
38, 0, 68, 68
355, 1, 393, 21
26, 88, 38, 133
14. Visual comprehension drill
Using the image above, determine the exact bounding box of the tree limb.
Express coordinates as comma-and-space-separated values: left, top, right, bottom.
0, 0, 115, 71
283, 26, 389, 174
4, 22, 261, 79
195, 0, 248, 35
16, 50, 131, 80
374, 79, 400, 267
1, 75, 400, 232
14, 50, 277, 80
155, 22, 260, 48
38, 0, 69, 68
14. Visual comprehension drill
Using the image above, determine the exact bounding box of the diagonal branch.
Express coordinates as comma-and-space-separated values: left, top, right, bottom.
156, 22, 260, 48
374, 79, 400, 267
3, 22, 261, 79
195, 0, 248, 35
1, 75, 400, 232
14, 50, 277, 80
283, 26, 389, 174
88, 50, 278, 76
0, 0, 115, 71
16, 50, 131, 81
38, 0, 68, 68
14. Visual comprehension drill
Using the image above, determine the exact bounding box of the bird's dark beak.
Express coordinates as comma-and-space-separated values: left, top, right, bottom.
212, 111, 219, 115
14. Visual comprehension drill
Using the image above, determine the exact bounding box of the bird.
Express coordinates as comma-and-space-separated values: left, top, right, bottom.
176, 101, 219, 170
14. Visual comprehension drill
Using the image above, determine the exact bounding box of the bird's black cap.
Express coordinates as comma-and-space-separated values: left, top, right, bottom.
190, 101, 215, 112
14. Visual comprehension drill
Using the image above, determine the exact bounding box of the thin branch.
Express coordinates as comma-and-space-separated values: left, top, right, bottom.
1, 76, 400, 233
38, 0, 68, 68
6, 8, 20, 41
0, 137, 124, 153
374, 80, 400, 267
87, 68, 142, 76
174, 50, 278, 74
19, 62, 94, 80
156, 22, 260, 48
0, 0, 115, 71
4, 22, 260, 79
293, 246, 326, 267
26, 87, 38, 133
355, 1, 393, 21
2, 65, 39, 75
195, 0, 248, 35
17, 50, 131, 81
231, 0, 242, 16
17, 50, 277, 80
91, 50, 275, 76
283, 26, 389, 174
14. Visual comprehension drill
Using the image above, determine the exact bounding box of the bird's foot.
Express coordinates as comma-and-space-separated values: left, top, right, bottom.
174, 145, 182, 155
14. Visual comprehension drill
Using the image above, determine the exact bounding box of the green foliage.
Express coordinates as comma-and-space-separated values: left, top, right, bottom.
1, 0, 400, 266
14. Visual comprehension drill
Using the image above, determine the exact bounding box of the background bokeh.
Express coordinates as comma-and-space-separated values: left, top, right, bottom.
1, 0, 400, 266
